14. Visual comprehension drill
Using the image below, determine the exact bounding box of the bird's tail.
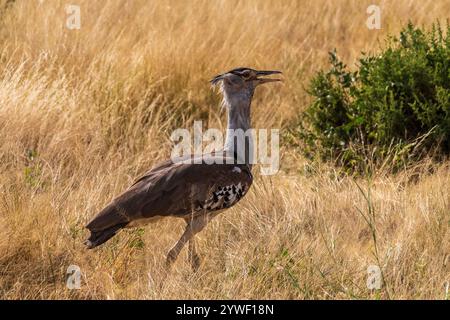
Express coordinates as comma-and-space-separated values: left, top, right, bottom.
84, 202, 129, 249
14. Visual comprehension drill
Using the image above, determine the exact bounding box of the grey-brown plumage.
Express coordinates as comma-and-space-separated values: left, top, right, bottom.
86, 155, 252, 246
85, 67, 282, 269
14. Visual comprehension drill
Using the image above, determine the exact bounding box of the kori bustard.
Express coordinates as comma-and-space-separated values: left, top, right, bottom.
85, 67, 282, 270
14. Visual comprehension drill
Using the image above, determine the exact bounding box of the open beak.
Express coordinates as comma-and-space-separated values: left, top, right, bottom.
255, 70, 282, 85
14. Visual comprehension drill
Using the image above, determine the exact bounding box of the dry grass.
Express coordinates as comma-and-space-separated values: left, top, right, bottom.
0, 0, 449, 299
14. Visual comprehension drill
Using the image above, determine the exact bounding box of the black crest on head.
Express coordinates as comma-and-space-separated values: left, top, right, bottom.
228, 67, 254, 75
210, 67, 255, 85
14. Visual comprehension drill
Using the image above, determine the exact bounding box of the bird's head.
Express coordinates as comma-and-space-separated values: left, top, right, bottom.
210, 67, 282, 108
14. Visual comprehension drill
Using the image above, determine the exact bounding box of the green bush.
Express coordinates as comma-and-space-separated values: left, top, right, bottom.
299, 22, 450, 171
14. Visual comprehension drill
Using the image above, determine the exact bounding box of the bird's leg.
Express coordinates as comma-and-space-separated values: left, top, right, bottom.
188, 238, 201, 271
165, 228, 192, 268
166, 214, 208, 269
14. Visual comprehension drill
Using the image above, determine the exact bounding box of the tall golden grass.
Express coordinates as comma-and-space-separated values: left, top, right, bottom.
0, 0, 449, 299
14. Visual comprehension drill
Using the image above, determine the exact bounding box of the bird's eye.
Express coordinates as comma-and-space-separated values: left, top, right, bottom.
241, 71, 251, 79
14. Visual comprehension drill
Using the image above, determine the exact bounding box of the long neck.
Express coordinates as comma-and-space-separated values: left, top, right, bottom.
223, 93, 253, 165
